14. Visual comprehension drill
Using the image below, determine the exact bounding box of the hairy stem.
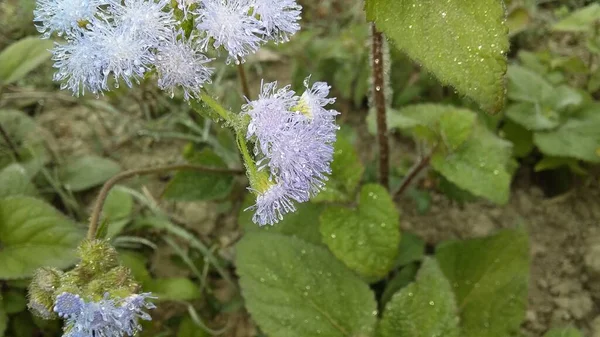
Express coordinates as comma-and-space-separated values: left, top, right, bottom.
371, 24, 390, 190
237, 62, 251, 98
0, 122, 21, 161
87, 164, 244, 240
394, 154, 432, 199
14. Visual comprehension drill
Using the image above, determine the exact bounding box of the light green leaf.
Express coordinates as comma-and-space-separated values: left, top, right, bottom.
436, 228, 530, 337
118, 250, 151, 285
552, 4, 600, 33
507, 7, 531, 36
534, 156, 587, 175
431, 124, 513, 204
380, 262, 418, 309
147, 278, 202, 301
162, 149, 233, 201
0, 164, 37, 198
0, 37, 53, 84
59, 155, 121, 192
0, 299, 6, 337
507, 65, 554, 104
544, 327, 583, 337
377, 258, 459, 337
0, 197, 83, 279
104, 186, 133, 221
365, 0, 509, 113
313, 130, 364, 203
236, 232, 377, 337
505, 102, 561, 131
533, 104, 600, 163
320, 184, 400, 280
2, 290, 26, 314
239, 194, 325, 246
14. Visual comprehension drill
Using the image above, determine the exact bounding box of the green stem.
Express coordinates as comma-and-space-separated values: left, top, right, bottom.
199, 91, 234, 123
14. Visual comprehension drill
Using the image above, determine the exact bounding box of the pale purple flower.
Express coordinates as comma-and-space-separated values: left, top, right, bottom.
195, 0, 264, 64
248, 182, 297, 225
155, 31, 214, 100
251, 0, 301, 42
105, 0, 176, 44
34, 0, 107, 38
54, 292, 155, 337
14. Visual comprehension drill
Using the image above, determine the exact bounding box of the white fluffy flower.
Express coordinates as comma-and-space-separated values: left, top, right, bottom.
195, 0, 264, 64
251, 0, 301, 42
34, 0, 107, 38
155, 31, 214, 100
105, 0, 176, 44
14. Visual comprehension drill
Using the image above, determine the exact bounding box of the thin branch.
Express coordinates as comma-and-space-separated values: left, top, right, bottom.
394, 154, 432, 199
0, 123, 21, 161
87, 164, 245, 240
371, 24, 390, 190
237, 61, 251, 98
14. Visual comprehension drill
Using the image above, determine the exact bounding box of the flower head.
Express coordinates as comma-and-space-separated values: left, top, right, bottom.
34, 0, 107, 38
105, 0, 175, 44
195, 0, 264, 63
251, 0, 301, 42
248, 182, 297, 225
155, 31, 213, 100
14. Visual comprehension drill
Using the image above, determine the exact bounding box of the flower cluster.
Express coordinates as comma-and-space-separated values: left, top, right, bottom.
243, 78, 339, 225
34, 0, 302, 97
54, 292, 155, 337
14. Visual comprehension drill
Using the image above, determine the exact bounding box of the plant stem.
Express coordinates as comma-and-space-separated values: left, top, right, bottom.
394, 154, 432, 199
237, 61, 251, 98
371, 24, 390, 190
0, 122, 21, 161
199, 91, 234, 123
87, 164, 244, 240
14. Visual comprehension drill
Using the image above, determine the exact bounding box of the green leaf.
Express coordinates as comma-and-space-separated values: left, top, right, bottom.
365, 0, 509, 113
239, 194, 325, 246
0, 164, 37, 198
59, 155, 121, 192
505, 102, 561, 131
544, 327, 583, 337
395, 232, 425, 267
320, 184, 400, 280
507, 7, 531, 36
147, 278, 202, 301
436, 228, 530, 337
2, 290, 26, 314
552, 4, 600, 33
501, 120, 534, 158
313, 130, 364, 203
0, 110, 48, 169
431, 124, 513, 204
507, 65, 554, 104
0, 197, 83, 280
104, 186, 133, 221
377, 258, 459, 337
0, 37, 53, 84
177, 316, 210, 337
0, 299, 6, 337
118, 250, 151, 285
162, 149, 233, 201
534, 157, 587, 175
380, 262, 419, 309
236, 232, 377, 337
534, 105, 600, 163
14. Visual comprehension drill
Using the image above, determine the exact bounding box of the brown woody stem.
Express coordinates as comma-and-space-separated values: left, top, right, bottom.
371, 24, 390, 190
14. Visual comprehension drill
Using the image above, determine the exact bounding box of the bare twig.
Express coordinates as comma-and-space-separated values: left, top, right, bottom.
87, 164, 245, 239
394, 154, 432, 199
371, 24, 390, 190
237, 61, 251, 98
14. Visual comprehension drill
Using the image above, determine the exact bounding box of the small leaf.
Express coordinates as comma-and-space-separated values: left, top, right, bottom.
544, 326, 583, 337
0, 197, 84, 280
436, 228, 530, 337
118, 250, 151, 286
365, 0, 509, 113
147, 278, 202, 301
162, 149, 233, 201
505, 102, 561, 131
507, 7, 531, 36
2, 290, 26, 314
380, 262, 419, 309
552, 4, 600, 33
236, 232, 377, 337
507, 65, 554, 104
534, 157, 587, 175
313, 129, 364, 203
0, 37, 53, 84
59, 155, 121, 192
239, 194, 325, 246
103, 186, 133, 221
395, 232, 425, 267
534, 104, 600, 163
0, 110, 48, 168
177, 315, 210, 337
377, 258, 459, 337
431, 124, 513, 204
320, 184, 400, 280
0, 164, 37, 198
501, 120, 534, 158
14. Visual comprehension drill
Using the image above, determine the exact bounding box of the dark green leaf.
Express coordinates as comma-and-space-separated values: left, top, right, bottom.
0, 197, 83, 279
59, 155, 121, 192
177, 316, 210, 337
436, 228, 530, 337
0, 37, 53, 84
0, 110, 47, 169
320, 184, 400, 280
236, 232, 377, 337
377, 258, 459, 337
501, 120, 534, 158
118, 250, 151, 285
162, 149, 233, 201
0, 299, 6, 337
365, 0, 509, 113
2, 290, 26, 314
380, 262, 419, 309
395, 232, 425, 267
534, 156, 588, 175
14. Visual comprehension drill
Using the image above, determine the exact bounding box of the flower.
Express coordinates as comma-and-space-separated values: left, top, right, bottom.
155, 31, 213, 100
243, 78, 339, 225
54, 292, 155, 337
195, 0, 264, 63
34, 0, 107, 38
251, 0, 301, 42
104, 0, 175, 44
